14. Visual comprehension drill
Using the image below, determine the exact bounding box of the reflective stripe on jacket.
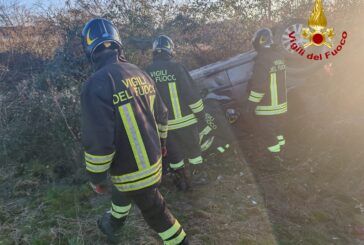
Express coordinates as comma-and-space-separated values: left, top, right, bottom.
146, 54, 205, 130
81, 52, 168, 192
247, 49, 287, 116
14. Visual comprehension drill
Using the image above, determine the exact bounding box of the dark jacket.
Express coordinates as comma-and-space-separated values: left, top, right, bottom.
81, 51, 168, 192
145, 54, 205, 130
247, 48, 287, 116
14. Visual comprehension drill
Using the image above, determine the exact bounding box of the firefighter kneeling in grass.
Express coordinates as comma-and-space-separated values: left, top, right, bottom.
246, 28, 287, 162
146, 35, 207, 191
80, 18, 188, 244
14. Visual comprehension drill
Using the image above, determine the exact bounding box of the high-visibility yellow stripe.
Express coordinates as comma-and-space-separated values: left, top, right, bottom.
191, 103, 204, 114
199, 125, 212, 143
255, 107, 287, 116
168, 118, 197, 130
189, 99, 203, 110
250, 91, 265, 98
111, 158, 162, 183
114, 168, 162, 192
170, 160, 185, 170
217, 147, 225, 153
168, 82, 182, 119
189, 156, 203, 165
157, 124, 168, 139
150, 94, 156, 113
85, 151, 115, 164
111, 203, 131, 219
256, 102, 287, 111
159, 220, 182, 240
168, 114, 198, 130
270, 73, 278, 106
168, 114, 196, 125
159, 131, 168, 139
86, 161, 111, 173
189, 99, 204, 113
164, 230, 186, 245
119, 104, 150, 170
248, 96, 261, 103
268, 143, 281, 153
201, 136, 215, 152
112, 203, 131, 213
158, 124, 168, 132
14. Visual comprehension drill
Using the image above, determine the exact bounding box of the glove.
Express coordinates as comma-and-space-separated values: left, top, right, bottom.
89, 182, 109, 194
161, 146, 168, 157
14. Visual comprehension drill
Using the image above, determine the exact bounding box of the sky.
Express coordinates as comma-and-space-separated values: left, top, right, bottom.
17, 0, 66, 9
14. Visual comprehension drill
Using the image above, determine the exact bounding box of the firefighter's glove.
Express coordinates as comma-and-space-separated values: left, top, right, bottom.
89, 181, 109, 194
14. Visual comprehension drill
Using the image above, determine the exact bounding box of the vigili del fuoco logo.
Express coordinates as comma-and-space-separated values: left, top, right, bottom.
288, 0, 348, 61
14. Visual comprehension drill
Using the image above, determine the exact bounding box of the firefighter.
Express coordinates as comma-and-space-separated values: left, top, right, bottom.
80, 18, 188, 244
146, 35, 206, 191
246, 28, 287, 159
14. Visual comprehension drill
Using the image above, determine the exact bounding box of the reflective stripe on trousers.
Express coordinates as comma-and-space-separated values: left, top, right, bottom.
110, 202, 131, 219
189, 156, 203, 165
159, 219, 187, 245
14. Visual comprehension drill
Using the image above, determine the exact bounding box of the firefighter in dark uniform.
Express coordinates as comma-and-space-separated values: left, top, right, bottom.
146, 35, 206, 191
246, 28, 287, 157
80, 18, 188, 244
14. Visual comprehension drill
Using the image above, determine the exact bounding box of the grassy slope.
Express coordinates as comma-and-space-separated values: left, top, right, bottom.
0, 148, 278, 245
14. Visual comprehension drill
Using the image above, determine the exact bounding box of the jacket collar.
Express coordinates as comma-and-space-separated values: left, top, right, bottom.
94, 50, 123, 70
153, 52, 173, 62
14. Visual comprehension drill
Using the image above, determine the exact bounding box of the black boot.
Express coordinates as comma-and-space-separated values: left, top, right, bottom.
97, 212, 126, 243
172, 168, 191, 192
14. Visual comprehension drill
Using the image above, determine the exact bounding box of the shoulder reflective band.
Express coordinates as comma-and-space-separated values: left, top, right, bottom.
189, 99, 204, 114
248, 91, 265, 103
159, 220, 186, 245
168, 82, 182, 119
170, 160, 185, 170
270, 72, 278, 106
85, 151, 115, 173
149, 94, 156, 113
118, 103, 150, 170
189, 156, 203, 165
111, 203, 131, 219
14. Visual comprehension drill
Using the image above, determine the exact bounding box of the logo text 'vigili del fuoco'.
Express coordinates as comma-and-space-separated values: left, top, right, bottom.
289, 0, 347, 61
